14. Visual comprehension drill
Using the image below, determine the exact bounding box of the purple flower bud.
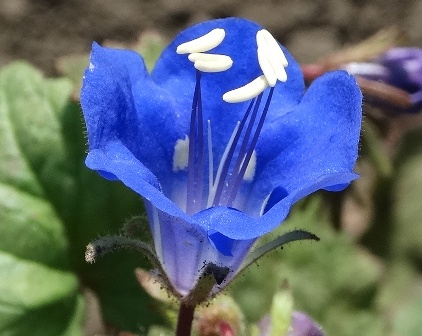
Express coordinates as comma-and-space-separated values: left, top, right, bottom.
288, 311, 324, 336
344, 47, 422, 113
258, 311, 324, 336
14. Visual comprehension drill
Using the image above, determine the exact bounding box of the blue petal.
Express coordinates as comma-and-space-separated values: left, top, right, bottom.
81, 43, 185, 195
85, 141, 189, 221
208, 230, 235, 257
194, 172, 358, 240
81, 19, 362, 247
190, 71, 362, 240
262, 186, 289, 214
243, 70, 362, 215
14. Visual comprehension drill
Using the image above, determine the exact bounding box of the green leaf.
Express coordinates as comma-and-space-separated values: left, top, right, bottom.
323, 304, 384, 336
361, 120, 393, 178
240, 230, 319, 272
392, 127, 422, 259
0, 62, 82, 336
0, 183, 69, 268
0, 252, 79, 336
132, 31, 167, 72
391, 288, 422, 336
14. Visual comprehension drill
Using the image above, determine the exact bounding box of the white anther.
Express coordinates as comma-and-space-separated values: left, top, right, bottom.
176, 28, 226, 54
261, 29, 288, 67
257, 47, 277, 87
256, 30, 267, 49
223, 75, 269, 103
257, 29, 288, 83
194, 58, 233, 72
266, 49, 288, 82
188, 52, 229, 62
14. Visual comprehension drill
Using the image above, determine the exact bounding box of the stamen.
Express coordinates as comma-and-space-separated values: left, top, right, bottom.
257, 46, 277, 87
218, 94, 262, 205
261, 29, 288, 67
257, 29, 288, 83
256, 30, 267, 49
196, 80, 205, 212
228, 94, 262, 184
207, 120, 214, 200
188, 53, 233, 72
226, 87, 275, 206
243, 150, 257, 181
211, 99, 256, 206
223, 75, 269, 103
207, 121, 241, 207
176, 28, 226, 54
186, 71, 203, 214
188, 53, 231, 62
194, 58, 233, 72
268, 58, 288, 82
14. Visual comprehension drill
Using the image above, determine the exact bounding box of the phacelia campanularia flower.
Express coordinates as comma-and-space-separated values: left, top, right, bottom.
81, 18, 362, 298
344, 47, 422, 113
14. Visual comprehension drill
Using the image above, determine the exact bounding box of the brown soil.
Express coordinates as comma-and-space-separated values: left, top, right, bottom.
1, 0, 421, 74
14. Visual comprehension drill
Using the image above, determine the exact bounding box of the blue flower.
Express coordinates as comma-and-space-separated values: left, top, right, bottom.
81, 18, 362, 297
344, 47, 422, 113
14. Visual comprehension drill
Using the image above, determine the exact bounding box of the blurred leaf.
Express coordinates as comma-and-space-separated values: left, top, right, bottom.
392, 127, 422, 260
131, 31, 167, 72
230, 196, 385, 335
0, 62, 82, 335
361, 120, 393, 178
375, 261, 422, 336
391, 287, 422, 336
0, 252, 80, 336
318, 25, 406, 70
55, 54, 89, 99
148, 325, 174, 336
323, 304, 384, 336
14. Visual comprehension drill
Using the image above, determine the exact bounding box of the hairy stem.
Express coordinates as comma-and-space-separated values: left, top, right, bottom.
176, 302, 195, 336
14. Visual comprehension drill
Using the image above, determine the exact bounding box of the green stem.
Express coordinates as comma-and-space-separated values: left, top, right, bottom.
176, 302, 195, 336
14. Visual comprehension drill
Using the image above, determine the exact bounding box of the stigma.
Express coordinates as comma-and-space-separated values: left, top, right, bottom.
174, 28, 288, 214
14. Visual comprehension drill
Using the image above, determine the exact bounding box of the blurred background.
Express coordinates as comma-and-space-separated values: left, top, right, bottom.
0, 0, 421, 72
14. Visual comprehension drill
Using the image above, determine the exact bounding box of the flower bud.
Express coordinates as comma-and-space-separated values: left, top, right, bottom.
193, 296, 245, 336
343, 48, 422, 114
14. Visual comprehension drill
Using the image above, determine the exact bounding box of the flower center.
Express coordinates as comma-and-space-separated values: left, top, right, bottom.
175, 28, 288, 214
